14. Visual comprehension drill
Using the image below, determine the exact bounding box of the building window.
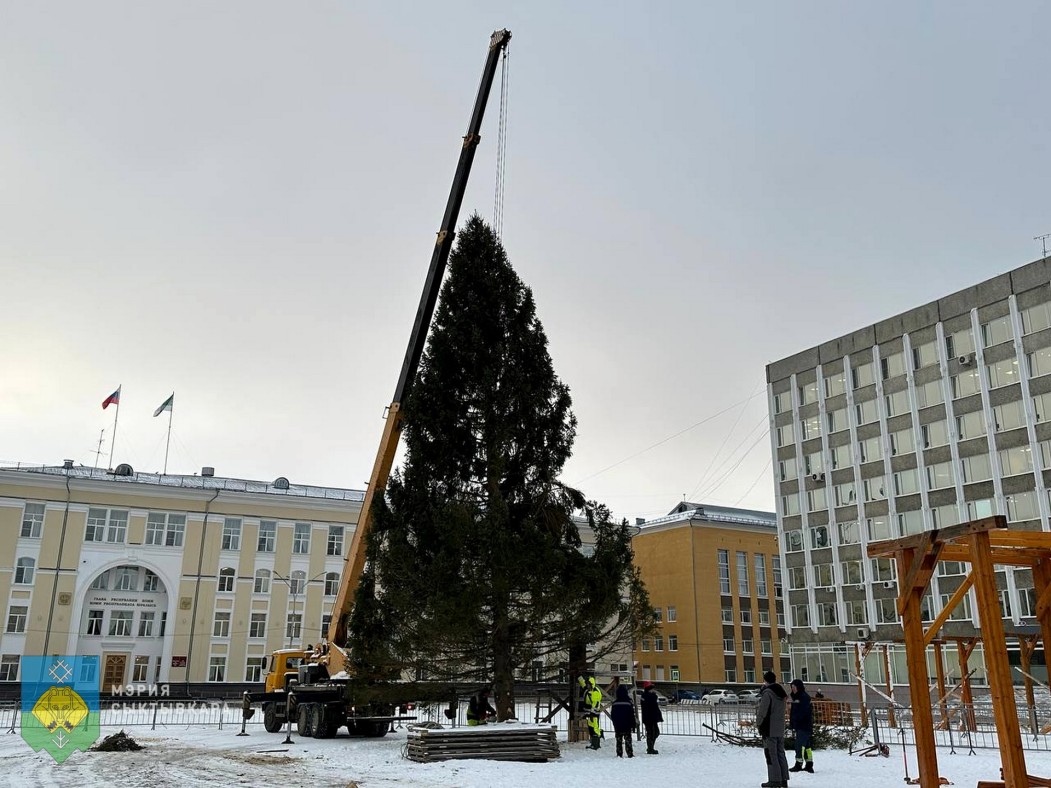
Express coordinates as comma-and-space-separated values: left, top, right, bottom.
982, 315, 1013, 348
327, 525, 344, 556
721, 607, 733, 624
999, 446, 1034, 477
293, 523, 311, 554
289, 570, 306, 595
138, 612, 155, 637
641, 638, 650, 652
852, 361, 874, 389
961, 453, 993, 483
723, 638, 735, 653
132, 656, 150, 682
841, 560, 863, 585
788, 566, 807, 590
833, 482, 856, 507
827, 407, 848, 433
810, 525, 830, 549
667, 606, 677, 623
222, 518, 241, 550
654, 636, 664, 652
86, 507, 129, 543
668, 635, 678, 651
799, 381, 819, 406
813, 564, 833, 587
876, 598, 898, 624
825, 371, 846, 398
952, 370, 982, 399
776, 424, 795, 447
916, 380, 944, 409
246, 657, 267, 683
947, 329, 976, 358
86, 610, 103, 636
988, 357, 1020, 388
14, 557, 34, 585
145, 512, 186, 547
926, 462, 955, 491
0, 655, 19, 682
773, 556, 782, 598
871, 558, 896, 582
1022, 302, 1051, 335
913, 341, 939, 370
759, 610, 770, 626
754, 556, 767, 597
838, 520, 859, 544
955, 410, 985, 440
846, 600, 867, 626
1041, 440, 1051, 470
208, 657, 226, 682
993, 400, 1026, 431
653, 606, 663, 623
867, 516, 894, 541
801, 415, 822, 441
20, 503, 45, 538
792, 604, 810, 628
737, 552, 749, 596
885, 389, 910, 418
898, 509, 924, 535
932, 504, 960, 528
143, 570, 159, 592
286, 613, 302, 641
741, 609, 752, 625
218, 567, 236, 593
774, 391, 792, 414
108, 610, 133, 637
806, 487, 827, 512
921, 420, 949, 448
881, 352, 906, 380
817, 603, 837, 626
115, 566, 137, 591
718, 549, 730, 594
325, 572, 339, 596
1007, 491, 1040, 522
742, 639, 754, 654
785, 529, 803, 553
725, 668, 737, 683
258, 520, 276, 552
254, 569, 271, 594
830, 444, 852, 469
778, 457, 798, 481
761, 639, 772, 655
855, 398, 878, 425
966, 498, 997, 520
250, 613, 267, 638
863, 477, 886, 502
213, 611, 231, 638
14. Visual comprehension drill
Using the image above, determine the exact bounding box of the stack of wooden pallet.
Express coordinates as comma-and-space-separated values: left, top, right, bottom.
405, 723, 560, 763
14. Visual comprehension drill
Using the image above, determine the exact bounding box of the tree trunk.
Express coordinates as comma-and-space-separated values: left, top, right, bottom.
492, 604, 515, 721
568, 640, 588, 743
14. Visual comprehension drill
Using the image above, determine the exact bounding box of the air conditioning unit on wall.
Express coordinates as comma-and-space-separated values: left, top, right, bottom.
882, 581, 896, 589
811, 472, 825, 482
856, 626, 871, 640
959, 353, 975, 366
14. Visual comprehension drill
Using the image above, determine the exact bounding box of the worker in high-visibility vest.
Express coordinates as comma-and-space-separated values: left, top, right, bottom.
578, 675, 603, 749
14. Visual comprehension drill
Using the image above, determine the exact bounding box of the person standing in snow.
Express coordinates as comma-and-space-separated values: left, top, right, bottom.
610, 684, 639, 757
640, 681, 663, 755
789, 678, 814, 773
578, 675, 604, 749
757, 670, 791, 788
466, 688, 496, 726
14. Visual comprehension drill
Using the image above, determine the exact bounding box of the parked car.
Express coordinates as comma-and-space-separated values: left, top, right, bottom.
737, 689, 761, 702
673, 689, 702, 702
632, 687, 670, 705
700, 689, 739, 704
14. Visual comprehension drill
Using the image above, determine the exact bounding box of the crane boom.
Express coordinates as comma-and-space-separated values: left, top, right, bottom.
327, 29, 512, 673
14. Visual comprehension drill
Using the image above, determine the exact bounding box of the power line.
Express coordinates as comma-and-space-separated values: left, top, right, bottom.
572, 388, 766, 485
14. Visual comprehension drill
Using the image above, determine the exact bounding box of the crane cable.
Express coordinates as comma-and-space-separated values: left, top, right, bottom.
493, 45, 510, 238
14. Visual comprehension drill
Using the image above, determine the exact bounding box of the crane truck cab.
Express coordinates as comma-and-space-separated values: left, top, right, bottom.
264, 648, 311, 693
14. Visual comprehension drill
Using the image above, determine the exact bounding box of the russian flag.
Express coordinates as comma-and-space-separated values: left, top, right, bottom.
102, 387, 120, 410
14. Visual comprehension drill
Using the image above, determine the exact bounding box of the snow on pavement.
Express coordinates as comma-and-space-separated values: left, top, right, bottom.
2, 722, 1051, 788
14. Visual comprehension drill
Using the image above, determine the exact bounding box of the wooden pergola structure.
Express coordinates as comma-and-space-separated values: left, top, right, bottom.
868, 516, 1051, 788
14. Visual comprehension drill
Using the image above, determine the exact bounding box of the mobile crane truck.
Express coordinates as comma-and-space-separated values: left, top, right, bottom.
249, 28, 512, 739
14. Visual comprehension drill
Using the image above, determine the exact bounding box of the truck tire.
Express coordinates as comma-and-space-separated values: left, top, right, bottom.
312, 705, 338, 739
358, 719, 389, 738
297, 703, 314, 737
263, 703, 283, 733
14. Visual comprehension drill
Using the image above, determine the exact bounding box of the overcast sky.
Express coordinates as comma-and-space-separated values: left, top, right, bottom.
2, 2, 1049, 523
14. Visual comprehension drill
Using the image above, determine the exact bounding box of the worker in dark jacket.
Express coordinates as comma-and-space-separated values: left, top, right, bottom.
609, 684, 639, 758
789, 678, 814, 773
466, 688, 496, 726
639, 681, 663, 754
756, 671, 790, 788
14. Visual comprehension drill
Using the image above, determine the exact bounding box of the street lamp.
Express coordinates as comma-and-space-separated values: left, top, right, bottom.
274, 571, 329, 648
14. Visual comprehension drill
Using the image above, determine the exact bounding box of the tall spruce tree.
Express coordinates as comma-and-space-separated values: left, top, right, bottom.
347, 215, 654, 718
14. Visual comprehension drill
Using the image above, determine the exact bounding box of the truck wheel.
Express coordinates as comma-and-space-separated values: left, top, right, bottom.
297, 703, 314, 737
308, 704, 324, 739
312, 706, 338, 739
358, 720, 389, 738
263, 703, 283, 733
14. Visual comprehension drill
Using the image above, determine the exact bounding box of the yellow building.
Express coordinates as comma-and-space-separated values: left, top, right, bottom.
632, 503, 791, 689
0, 462, 360, 693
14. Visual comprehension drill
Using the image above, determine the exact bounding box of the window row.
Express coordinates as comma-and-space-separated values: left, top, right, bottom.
219, 567, 341, 596
84, 608, 167, 638
720, 607, 783, 628
717, 549, 778, 597
639, 634, 679, 652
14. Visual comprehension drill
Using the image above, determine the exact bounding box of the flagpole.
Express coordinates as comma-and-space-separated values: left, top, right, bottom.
163, 403, 173, 475
108, 385, 121, 470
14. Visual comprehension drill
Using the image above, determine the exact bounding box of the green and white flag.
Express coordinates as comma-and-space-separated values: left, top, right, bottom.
153, 393, 174, 417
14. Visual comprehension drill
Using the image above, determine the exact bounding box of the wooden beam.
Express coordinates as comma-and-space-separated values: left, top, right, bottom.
933, 641, 948, 730
969, 531, 1028, 786
989, 531, 1051, 549
900, 534, 943, 607
896, 549, 939, 787
922, 574, 974, 646
867, 516, 1007, 558
855, 643, 869, 728
956, 638, 977, 732
1031, 559, 1051, 706
937, 544, 1051, 568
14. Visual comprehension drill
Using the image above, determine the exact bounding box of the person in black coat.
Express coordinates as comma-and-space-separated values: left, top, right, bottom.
609, 684, 639, 757
639, 682, 663, 754
466, 688, 496, 725
789, 678, 814, 773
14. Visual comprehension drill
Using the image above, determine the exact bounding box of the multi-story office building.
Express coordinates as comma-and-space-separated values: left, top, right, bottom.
0, 462, 360, 694
768, 256, 1051, 689
632, 503, 790, 689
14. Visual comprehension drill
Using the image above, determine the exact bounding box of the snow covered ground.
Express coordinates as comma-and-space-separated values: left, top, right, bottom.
3, 720, 1051, 787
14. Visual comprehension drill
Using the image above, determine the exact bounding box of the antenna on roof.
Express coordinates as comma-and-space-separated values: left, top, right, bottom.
1037, 233, 1051, 261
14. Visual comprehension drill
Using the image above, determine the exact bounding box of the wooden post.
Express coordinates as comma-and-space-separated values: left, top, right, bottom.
897, 548, 939, 788
1032, 559, 1051, 690
969, 531, 1027, 787
855, 642, 868, 728
881, 644, 896, 728
932, 640, 948, 730
956, 638, 977, 732
1019, 635, 1037, 734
